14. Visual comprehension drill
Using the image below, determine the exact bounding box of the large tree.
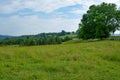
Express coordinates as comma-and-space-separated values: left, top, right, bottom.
78, 2, 120, 39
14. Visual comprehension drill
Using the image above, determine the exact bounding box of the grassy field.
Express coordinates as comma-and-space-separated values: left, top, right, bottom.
0, 40, 120, 80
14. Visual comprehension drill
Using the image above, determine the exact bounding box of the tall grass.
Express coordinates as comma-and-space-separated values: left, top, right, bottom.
0, 41, 120, 80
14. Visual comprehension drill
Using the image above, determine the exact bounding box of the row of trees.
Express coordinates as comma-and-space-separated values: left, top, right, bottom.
8, 36, 62, 46
0, 31, 75, 46
77, 2, 120, 39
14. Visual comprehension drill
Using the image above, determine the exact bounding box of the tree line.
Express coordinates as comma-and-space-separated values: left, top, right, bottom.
0, 30, 76, 46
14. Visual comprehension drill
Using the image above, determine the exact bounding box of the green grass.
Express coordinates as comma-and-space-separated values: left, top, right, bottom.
60, 34, 76, 39
0, 40, 120, 80
63, 39, 90, 44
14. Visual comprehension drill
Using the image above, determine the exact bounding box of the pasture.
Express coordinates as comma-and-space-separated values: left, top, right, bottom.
0, 40, 120, 80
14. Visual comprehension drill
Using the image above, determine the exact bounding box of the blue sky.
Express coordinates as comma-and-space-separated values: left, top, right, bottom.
0, 0, 120, 36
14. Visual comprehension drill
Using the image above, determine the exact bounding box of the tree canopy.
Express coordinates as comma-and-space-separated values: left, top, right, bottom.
77, 2, 120, 39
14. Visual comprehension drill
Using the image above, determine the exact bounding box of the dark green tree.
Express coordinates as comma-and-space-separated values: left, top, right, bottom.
78, 2, 120, 39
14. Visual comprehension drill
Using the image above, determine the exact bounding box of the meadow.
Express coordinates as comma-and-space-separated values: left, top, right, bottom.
0, 40, 120, 80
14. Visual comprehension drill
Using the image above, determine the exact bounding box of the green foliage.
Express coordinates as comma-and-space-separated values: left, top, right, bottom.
0, 41, 120, 80
0, 31, 76, 46
78, 2, 120, 39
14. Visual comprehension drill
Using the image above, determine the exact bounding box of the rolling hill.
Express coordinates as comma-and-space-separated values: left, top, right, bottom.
0, 35, 12, 40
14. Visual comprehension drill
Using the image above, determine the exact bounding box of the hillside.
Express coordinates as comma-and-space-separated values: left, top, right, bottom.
0, 40, 120, 80
0, 35, 12, 40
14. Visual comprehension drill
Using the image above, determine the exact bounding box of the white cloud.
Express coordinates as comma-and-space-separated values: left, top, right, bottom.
105, 0, 118, 3
114, 31, 120, 34
0, 0, 120, 14
70, 7, 86, 15
0, 15, 80, 36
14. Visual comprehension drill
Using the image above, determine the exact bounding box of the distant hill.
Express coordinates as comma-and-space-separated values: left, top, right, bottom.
0, 35, 12, 40
0, 31, 77, 46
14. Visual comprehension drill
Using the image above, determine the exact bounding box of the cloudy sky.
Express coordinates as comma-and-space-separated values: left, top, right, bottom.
0, 0, 120, 36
